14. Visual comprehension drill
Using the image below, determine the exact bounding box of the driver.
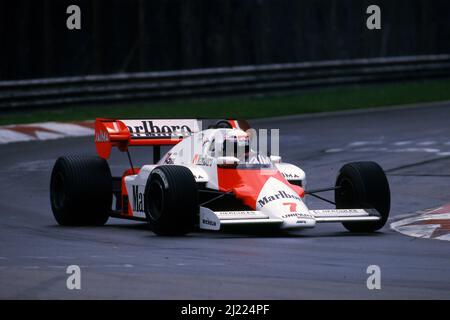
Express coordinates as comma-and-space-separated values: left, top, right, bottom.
222, 134, 249, 160
221, 133, 270, 164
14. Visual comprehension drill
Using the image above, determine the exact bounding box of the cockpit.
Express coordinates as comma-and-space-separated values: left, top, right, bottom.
208, 130, 273, 167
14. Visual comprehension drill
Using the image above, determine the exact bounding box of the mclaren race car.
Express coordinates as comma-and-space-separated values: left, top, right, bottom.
50, 118, 390, 235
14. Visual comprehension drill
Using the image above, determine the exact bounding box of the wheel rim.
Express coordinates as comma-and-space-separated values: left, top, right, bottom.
337, 177, 357, 208
148, 180, 164, 221
51, 172, 66, 210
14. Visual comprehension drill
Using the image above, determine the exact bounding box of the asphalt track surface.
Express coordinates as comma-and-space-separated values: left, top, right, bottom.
1, 103, 450, 299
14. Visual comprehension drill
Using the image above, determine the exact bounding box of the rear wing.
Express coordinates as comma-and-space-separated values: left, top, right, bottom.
95, 118, 202, 159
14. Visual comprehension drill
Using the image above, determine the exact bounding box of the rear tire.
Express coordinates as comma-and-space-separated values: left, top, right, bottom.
144, 165, 198, 235
50, 156, 112, 226
335, 161, 390, 232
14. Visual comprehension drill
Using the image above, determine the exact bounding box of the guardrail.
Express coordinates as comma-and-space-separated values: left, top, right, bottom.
1, 54, 450, 110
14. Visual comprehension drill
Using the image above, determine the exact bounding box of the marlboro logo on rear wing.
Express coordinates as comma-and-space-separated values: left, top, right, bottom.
95, 118, 202, 159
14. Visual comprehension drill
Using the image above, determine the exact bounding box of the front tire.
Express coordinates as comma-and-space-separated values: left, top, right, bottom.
144, 165, 199, 235
335, 161, 390, 232
50, 156, 112, 226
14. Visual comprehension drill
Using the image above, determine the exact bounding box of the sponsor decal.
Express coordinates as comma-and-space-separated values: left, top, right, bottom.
217, 211, 258, 216
202, 218, 217, 227
283, 173, 301, 179
126, 120, 193, 138
312, 209, 371, 216
257, 190, 302, 208
281, 212, 314, 219
164, 152, 175, 164
193, 155, 213, 166
132, 185, 144, 212
95, 130, 109, 142
215, 211, 268, 220
282, 213, 301, 218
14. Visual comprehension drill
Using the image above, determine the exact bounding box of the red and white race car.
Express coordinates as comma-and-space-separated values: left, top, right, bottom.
50, 118, 390, 235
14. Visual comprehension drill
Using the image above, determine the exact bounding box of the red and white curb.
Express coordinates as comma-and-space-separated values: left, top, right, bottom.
390, 203, 450, 241
0, 121, 94, 144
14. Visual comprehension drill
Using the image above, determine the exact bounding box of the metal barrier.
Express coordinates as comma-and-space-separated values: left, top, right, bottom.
1, 55, 450, 110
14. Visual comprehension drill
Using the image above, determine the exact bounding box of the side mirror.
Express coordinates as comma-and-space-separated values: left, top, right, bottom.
270, 155, 282, 163
216, 156, 240, 166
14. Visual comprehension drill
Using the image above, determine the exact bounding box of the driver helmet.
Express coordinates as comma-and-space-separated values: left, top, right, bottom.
221, 132, 250, 159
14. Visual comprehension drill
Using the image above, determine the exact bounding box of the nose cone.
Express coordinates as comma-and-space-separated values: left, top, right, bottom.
256, 177, 316, 228
281, 216, 316, 229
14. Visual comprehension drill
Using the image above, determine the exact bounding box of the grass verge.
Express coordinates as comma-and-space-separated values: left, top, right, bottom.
1, 79, 450, 125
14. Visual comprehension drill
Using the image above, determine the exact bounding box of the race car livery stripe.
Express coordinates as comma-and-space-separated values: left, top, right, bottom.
121, 168, 140, 216
217, 167, 304, 209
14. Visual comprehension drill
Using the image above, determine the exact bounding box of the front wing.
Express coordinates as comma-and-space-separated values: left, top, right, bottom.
199, 207, 283, 230
199, 207, 381, 230
310, 208, 381, 223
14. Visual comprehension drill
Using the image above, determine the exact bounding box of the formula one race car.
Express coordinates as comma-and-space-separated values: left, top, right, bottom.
50, 118, 390, 235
